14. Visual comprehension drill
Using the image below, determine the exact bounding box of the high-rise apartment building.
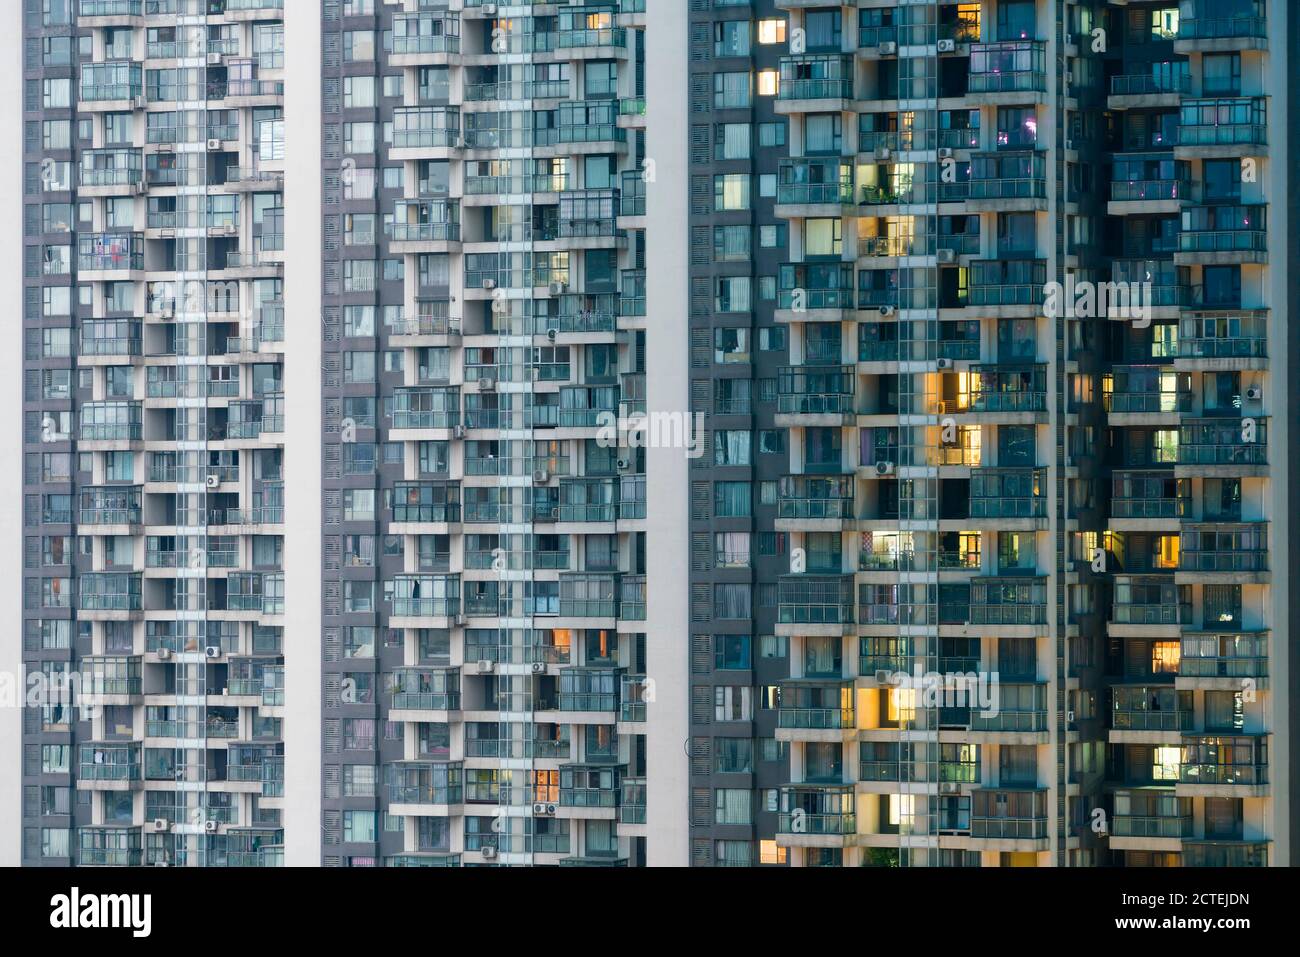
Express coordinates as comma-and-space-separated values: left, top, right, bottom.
316, 0, 647, 866
2, 0, 1296, 871
681, 0, 1292, 867
16, 0, 288, 867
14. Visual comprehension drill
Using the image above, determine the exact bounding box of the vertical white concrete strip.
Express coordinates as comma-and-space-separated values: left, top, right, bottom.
1266, 0, 1290, 866
283, 0, 323, 867
645, 0, 690, 866
0, 0, 23, 868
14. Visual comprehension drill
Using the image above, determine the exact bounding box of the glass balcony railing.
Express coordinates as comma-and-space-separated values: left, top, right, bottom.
968, 41, 1045, 95
779, 575, 855, 625
777, 365, 854, 415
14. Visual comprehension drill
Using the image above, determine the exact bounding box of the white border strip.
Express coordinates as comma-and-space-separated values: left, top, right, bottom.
282, 0, 323, 867
0, 0, 24, 868
644, 0, 690, 866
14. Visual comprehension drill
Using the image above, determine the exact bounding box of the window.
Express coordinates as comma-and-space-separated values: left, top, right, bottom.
757, 19, 787, 44
714, 174, 751, 211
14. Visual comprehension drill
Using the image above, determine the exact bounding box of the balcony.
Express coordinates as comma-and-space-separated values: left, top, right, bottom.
81, 656, 142, 698
390, 575, 460, 620
970, 788, 1048, 842
77, 233, 144, 273
776, 54, 854, 106
558, 573, 618, 619
1179, 632, 1268, 681
80, 318, 142, 358
1178, 311, 1266, 363
390, 667, 461, 713
965, 578, 1047, 627
967, 41, 1045, 100
78, 742, 141, 785
390, 13, 460, 58
1176, 204, 1267, 265
1176, 98, 1267, 157
778, 680, 854, 733
1108, 790, 1192, 850
1108, 66, 1191, 108
391, 107, 461, 151
387, 761, 464, 808
969, 468, 1045, 520
967, 259, 1045, 310
77, 827, 142, 867
777, 158, 854, 209
1105, 366, 1192, 419
78, 573, 142, 614
1111, 576, 1192, 631
1175, 6, 1268, 53
391, 387, 460, 431
387, 200, 461, 247
776, 365, 855, 419
78, 485, 142, 526
1179, 735, 1268, 790
78, 148, 143, 192
1182, 841, 1268, 867
1179, 523, 1267, 579
557, 668, 619, 712
557, 188, 620, 240
391, 481, 461, 525
1111, 471, 1187, 522
1111, 259, 1190, 311
1111, 687, 1193, 733
1177, 417, 1267, 472
78, 61, 141, 103
558, 765, 619, 809
778, 575, 855, 627
963, 364, 1046, 417
967, 151, 1045, 209
776, 475, 854, 523
778, 785, 856, 841
778, 262, 854, 315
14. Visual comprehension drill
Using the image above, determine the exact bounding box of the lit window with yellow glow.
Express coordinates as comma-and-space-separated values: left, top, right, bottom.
757, 70, 779, 96
757, 19, 786, 44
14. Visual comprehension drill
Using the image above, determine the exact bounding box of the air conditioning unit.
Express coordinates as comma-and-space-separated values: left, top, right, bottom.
157, 647, 172, 661
938, 147, 954, 160
478, 377, 496, 392
879, 304, 895, 317
206, 138, 222, 150
937, 39, 956, 54
616, 458, 631, 471
133, 181, 148, 195
533, 469, 550, 484
481, 845, 497, 859
203, 820, 218, 833
204, 646, 222, 659
936, 248, 956, 264
546, 328, 558, 342
477, 659, 494, 673
481, 278, 497, 290
454, 137, 468, 150
875, 461, 896, 476
1067, 710, 1076, 724
939, 780, 961, 794
878, 146, 892, 161
206, 473, 221, 488
153, 818, 170, 831
207, 52, 222, 65
531, 662, 545, 674
1246, 386, 1262, 401
549, 281, 568, 296
453, 425, 467, 439
878, 41, 897, 55
133, 96, 147, 110
936, 357, 952, 370
482, 3, 497, 15
453, 613, 465, 627
532, 802, 554, 816
874, 669, 894, 685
